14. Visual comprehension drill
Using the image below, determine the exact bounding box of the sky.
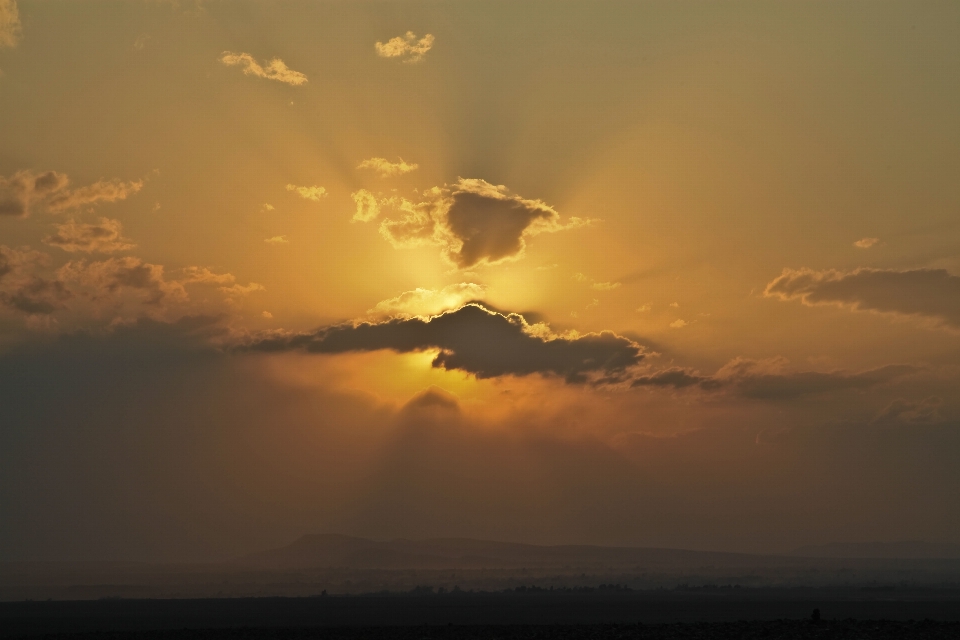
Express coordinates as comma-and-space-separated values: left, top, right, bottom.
1, 0, 959, 562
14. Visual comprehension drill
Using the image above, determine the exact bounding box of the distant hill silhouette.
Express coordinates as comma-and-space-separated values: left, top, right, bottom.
238, 533, 774, 570
6, 535, 960, 601
792, 541, 960, 559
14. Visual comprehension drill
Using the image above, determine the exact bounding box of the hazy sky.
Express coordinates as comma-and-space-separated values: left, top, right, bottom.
1, 0, 959, 561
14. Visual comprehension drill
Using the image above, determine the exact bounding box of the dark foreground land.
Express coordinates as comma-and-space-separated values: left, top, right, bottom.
3, 591, 960, 639
8, 622, 960, 640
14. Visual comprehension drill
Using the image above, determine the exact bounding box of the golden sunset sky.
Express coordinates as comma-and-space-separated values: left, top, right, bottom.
1, 0, 959, 561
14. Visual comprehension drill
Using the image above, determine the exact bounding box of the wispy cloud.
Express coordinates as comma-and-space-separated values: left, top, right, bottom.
375, 31, 434, 63
631, 357, 919, 400
42, 218, 136, 253
220, 52, 307, 86
286, 184, 327, 201
264, 235, 288, 245
357, 157, 418, 178
591, 281, 621, 291
47, 179, 144, 213
854, 237, 880, 248
0, 170, 142, 217
370, 283, 486, 318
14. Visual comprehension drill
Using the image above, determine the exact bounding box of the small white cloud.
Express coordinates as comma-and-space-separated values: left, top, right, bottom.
152, 202, 161, 212
636, 304, 651, 312
536, 264, 559, 271
669, 302, 680, 308
591, 281, 621, 291
220, 52, 307, 86
262, 311, 273, 319
586, 298, 599, 309
286, 184, 327, 201
261, 203, 275, 212
264, 235, 288, 244
854, 237, 880, 249
218, 282, 265, 296
181, 266, 235, 285
357, 157, 419, 178
375, 31, 434, 63
573, 272, 589, 282
370, 283, 486, 318
669, 319, 688, 328
133, 34, 151, 51
351, 189, 380, 222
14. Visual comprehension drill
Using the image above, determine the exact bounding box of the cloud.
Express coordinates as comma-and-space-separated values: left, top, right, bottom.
764, 267, 960, 330
0, 248, 266, 329
181, 266, 235, 285
636, 305, 651, 312
378, 178, 594, 268
42, 218, 136, 253
0, 170, 142, 217
180, 267, 261, 295
0, 246, 70, 315
1, 314, 959, 562
0, 276, 71, 315
375, 31, 434, 63
46, 179, 144, 213
631, 356, 918, 400
370, 283, 486, 318
57, 256, 186, 306
872, 396, 943, 426
247, 303, 645, 383
854, 237, 880, 248
218, 282, 265, 296
264, 235, 288, 245
630, 367, 705, 389
400, 385, 461, 417
351, 189, 380, 222
669, 319, 687, 328
0, 0, 21, 48
0, 171, 68, 216
219, 52, 307, 86
357, 157, 419, 178
574, 273, 621, 291
724, 363, 918, 400
591, 281, 621, 291
286, 184, 327, 201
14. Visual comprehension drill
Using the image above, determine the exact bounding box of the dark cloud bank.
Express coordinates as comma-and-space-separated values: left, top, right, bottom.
766, 267, 960, 330
248, 304, 644, 383
631, 362, 918, 400
1, 316, 959, 562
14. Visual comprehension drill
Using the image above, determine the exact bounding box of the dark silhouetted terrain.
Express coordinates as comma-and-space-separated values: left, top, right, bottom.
5, 535, 960, 602
3, 593, 960, 638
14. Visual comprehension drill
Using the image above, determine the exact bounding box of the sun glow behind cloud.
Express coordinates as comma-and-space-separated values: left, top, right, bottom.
1, 1, 960, 562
